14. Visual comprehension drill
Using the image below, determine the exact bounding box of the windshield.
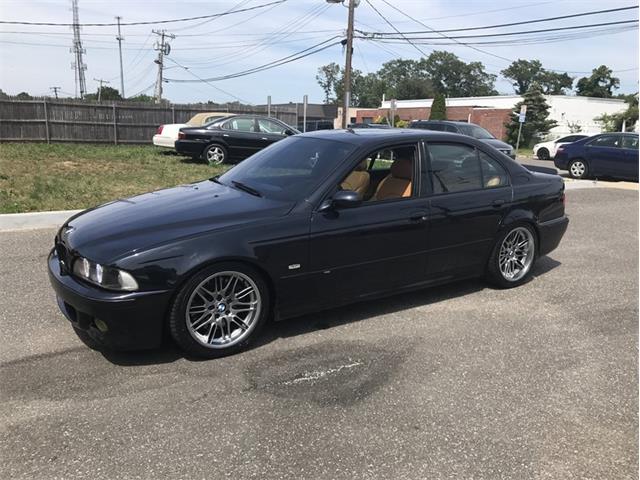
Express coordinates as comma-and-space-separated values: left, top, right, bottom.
459, 124, 495, 140
219, 136, 357, 202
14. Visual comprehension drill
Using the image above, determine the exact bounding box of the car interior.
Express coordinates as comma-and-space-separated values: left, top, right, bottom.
340, 146, 416, 202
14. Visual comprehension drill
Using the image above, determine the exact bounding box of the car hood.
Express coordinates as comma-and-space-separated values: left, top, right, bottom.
62, 180, 293, 263
481, 138, 513, 150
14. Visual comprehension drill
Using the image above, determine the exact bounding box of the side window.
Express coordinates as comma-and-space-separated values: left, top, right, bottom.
589, 135, 619, 148
622, 136, 639, 150
340, 145, 417, 202
223, 117, 255, 132
479, 151, 509, 188
557, 136, 573, 143
204, 115, 223, 124
258, 118, 287, 135
428, 143, 482, 194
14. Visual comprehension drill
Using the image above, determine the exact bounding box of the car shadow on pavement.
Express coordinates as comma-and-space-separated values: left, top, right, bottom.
98, 256, 562, 366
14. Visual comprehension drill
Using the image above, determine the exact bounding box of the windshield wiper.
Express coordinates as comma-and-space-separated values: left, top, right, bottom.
209, 175, 224, 185
231, 180, 262, 197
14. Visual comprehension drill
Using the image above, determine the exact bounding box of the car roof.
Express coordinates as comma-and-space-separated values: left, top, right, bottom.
411, 120, 468, 125
187, 112, 235, 125
300, 127, 462, 145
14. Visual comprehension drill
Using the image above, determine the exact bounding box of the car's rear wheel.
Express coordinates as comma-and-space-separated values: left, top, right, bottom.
486, 224, 537, 288
169, 262, 269, 358
536, 148, 550, 160
568, 159, 588, 179
203, 144, 227, 166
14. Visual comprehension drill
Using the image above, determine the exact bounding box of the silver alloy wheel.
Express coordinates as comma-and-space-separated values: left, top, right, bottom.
498, 227, 535, 282
205, 146, 225, 165
570, 160, 586, 178
185, 271, 261, 349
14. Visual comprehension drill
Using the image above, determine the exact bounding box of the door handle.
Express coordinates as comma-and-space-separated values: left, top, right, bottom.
492, 199, 506, 208
409, 212, 428, 222
261, 137, 268, 140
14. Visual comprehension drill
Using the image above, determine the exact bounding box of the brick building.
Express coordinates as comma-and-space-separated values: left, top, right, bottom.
354, 95, 627, 141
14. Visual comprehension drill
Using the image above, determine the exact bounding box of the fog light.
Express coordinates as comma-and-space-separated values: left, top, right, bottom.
94, 318, 109, 333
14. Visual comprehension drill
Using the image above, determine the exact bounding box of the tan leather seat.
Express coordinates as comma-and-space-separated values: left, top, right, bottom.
341, 160, 370, 197
485, 176, 501, 187
372, 158, 413, 201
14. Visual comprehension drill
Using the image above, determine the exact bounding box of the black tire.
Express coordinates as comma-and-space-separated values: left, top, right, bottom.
168, 262, 270, 358
486, 223, 537, 289
536, 148, 550, 160
202, 143, 228, 166
568, 158, 588, 179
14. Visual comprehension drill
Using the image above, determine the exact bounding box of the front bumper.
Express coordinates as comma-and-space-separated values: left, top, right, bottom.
48, 249, 172, 350
538, 216, 569, 256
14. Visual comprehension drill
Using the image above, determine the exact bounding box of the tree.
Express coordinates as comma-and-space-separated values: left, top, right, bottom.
597, 93, 638, 132
316, 63, 341, 104
16, 92, 33, 100
0, 89, 8, 99
429, 93, 446, 120
576, 65, 620, 98
505, 82, 557, 147
85, 86, 122, 102
355, 73, 387, 108
421, 51, 497, 97
128, 94, 154, 103
501, 59, 573, 95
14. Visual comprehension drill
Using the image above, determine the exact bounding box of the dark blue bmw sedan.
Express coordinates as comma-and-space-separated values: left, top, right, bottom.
554, 132, 639, 180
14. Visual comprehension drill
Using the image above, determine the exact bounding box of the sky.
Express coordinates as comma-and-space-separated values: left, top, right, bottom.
0, 0, 638, 105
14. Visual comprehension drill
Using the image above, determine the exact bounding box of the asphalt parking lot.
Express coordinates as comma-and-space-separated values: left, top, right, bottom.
1, 186, 637, 480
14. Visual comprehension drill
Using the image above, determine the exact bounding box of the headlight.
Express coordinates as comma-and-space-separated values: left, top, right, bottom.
72, 256, 138, 291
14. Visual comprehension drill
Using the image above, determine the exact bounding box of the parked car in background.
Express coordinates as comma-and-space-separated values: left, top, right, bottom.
153, 112, 233, 149
533, 134, 589, 160
175, 115, 299, 165
554, 132, 639, 180
48, 128, 568, 357
410, 120, 515, 158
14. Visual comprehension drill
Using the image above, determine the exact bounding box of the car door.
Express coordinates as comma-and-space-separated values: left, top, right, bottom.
621, 135, 639, 179
308, 142, 429, 303
256, 118, 289, 149
425, 142, 512, 280
584, 134, 626, 177
220, 116, 263, 160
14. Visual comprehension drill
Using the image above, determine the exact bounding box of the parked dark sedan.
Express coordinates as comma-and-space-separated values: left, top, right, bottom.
410, 120, 516, 158
554, 132, 639, 180
175, 114, 299, 165
48, 129, 568, 358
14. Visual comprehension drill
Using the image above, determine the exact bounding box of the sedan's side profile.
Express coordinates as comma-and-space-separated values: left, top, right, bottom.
533, 134, 589, 160
49, 129, 568, 358
554, 132, 639, 180
175, 114, 299, 165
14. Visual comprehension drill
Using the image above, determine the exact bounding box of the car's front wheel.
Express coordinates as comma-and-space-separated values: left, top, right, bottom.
536, 148, 550, 160
169, 262, 270, 358
486, 224, 537, 288
203, 143, 227, 166
568, 158, 588, 179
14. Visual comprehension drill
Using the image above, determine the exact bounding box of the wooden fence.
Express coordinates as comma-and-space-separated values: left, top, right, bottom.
0, 99, 298, 144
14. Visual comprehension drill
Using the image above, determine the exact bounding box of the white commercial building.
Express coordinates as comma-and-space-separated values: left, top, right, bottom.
380, 95, 628, 137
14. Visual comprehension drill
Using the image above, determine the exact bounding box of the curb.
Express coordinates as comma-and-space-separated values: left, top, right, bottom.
0, 209, 82, 232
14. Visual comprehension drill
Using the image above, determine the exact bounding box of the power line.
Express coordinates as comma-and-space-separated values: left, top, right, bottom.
359, 19, 639, 41
363, 0, 431, 58
0, 0, 288, 26
361, 5, 639, 35
166, 36, 342, 83
165, 57, 251, 104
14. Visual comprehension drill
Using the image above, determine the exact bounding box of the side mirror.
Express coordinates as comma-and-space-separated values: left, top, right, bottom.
285, 129, 295, 136
319, 190, 362, 212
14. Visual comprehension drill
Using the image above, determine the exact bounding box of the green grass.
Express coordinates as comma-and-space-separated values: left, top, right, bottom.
0, 143, 228, 213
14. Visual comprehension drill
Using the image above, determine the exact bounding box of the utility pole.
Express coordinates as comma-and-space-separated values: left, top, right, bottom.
94, 78, 110, 102
152, 29, 175, 104
115, 16, 125, 98
70, 0, 87, 99
342, 0, 356, 128
50, 86, 61, 99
